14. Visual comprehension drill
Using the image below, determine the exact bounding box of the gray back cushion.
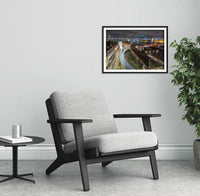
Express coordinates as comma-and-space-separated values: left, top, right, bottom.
50, 90, 118, 144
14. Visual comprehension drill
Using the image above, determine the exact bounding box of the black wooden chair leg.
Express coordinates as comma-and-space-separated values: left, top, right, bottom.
78, 159, 89, 191
102, 161, 112, 167
149, 151, 159, 180
74, 123, 90, 191
46, 158, 63, 175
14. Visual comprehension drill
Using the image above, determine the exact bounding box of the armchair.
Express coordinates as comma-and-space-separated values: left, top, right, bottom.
45, 90, 161, 191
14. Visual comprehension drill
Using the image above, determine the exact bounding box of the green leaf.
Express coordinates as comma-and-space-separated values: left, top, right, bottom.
196, 36, 200, 45
190, 72, 196, 76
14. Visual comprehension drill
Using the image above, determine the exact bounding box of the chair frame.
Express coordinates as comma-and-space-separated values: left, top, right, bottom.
45, 98, 161, 191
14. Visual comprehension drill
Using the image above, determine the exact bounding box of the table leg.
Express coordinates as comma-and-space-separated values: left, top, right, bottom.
0, 176, 14, 183
19, 173, 33, 177
0, 146, 35, 183
0, 174, 12, 177
13, 146, 18, 177
17, 176, 35, 183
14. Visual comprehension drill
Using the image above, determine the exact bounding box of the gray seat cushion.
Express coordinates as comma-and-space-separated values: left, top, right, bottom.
50, 90, 118, 144
64, 131, 158, 154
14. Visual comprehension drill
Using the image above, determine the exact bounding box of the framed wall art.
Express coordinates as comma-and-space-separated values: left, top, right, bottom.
102, 26, 168, 73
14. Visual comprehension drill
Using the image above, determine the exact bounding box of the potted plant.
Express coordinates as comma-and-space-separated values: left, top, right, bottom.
170, 36, 200, 168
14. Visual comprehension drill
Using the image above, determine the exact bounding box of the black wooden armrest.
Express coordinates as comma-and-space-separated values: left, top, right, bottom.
113, 114, 161, 132
113, 114, 161, 118
47, 119, 93, 124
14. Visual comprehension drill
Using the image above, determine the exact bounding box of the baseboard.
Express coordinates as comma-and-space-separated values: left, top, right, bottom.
0, 144, 193, 160
156, 144, 193, 160
0, 145, 57, 160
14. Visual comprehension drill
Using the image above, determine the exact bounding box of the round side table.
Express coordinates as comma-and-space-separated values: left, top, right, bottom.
0, 136, 45, 183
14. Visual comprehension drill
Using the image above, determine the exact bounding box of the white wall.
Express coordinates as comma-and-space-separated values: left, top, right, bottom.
0, 0, 199, 147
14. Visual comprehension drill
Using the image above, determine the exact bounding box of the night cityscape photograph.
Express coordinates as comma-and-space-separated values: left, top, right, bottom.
103, 27, 167, 73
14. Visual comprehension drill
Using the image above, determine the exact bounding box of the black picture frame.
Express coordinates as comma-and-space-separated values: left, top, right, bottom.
102, 26, 168, 73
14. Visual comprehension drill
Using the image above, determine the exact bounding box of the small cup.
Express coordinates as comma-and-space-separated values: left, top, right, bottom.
12, 124, 22, 138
